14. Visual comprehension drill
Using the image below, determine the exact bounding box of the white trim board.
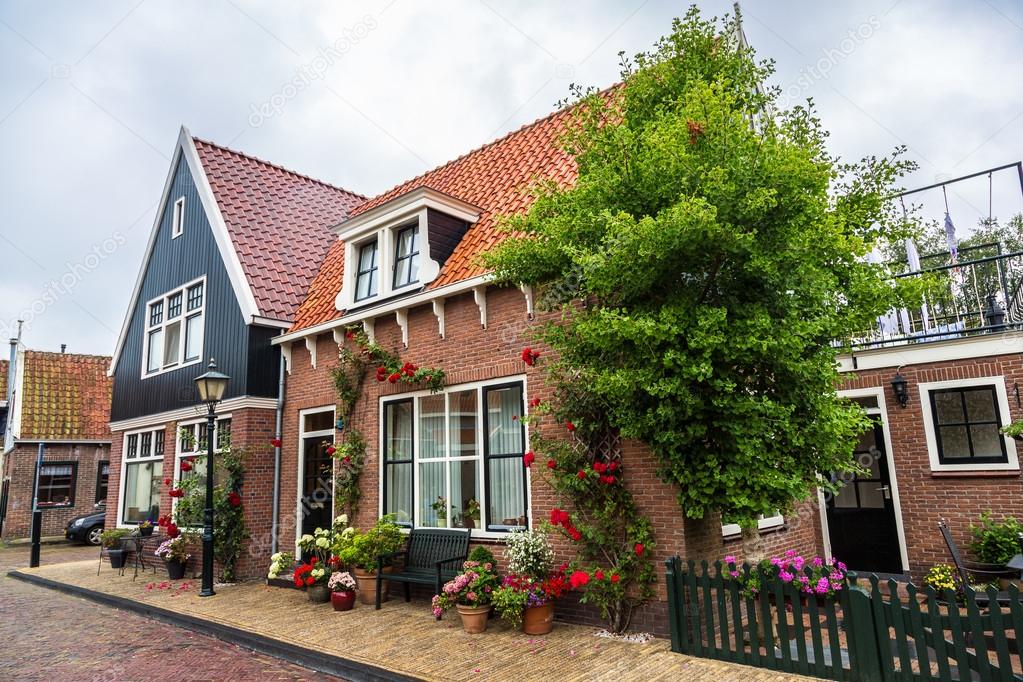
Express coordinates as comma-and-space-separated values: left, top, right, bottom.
109, 396, 277, 433
916, 375, 1020, 472
838, 332, 1023, 373
108, 126, 262, 377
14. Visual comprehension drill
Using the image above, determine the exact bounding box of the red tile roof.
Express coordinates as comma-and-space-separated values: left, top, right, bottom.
193, 138, 366, 322
289, 104, 579, 333
18, 351, 112, 442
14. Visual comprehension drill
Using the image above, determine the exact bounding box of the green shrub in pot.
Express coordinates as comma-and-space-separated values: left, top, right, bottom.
969, 511, 1022, 565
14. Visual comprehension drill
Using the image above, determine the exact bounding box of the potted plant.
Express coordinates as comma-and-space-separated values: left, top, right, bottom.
267, 551, 295, 581
968, 511, 1022, 588
338, 516, 405, 605
154, 534, 192, 580
1001, 421, 1023, 442
101, 529, 130, 569
294, 557, 331, 602
328, 571, 358, 611
460, 499, 481, 529
923, 563, 963, 603
137, 520, 155, 537
491, 528, 567, 634
432, 560, 500, 633
431, 496, 448, 526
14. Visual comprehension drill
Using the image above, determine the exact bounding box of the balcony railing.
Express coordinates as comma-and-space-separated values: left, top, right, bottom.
847, 243, 1023, 349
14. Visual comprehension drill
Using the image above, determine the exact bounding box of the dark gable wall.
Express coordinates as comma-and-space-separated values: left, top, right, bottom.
427, 208, 469, 266
111, 155, 278, 421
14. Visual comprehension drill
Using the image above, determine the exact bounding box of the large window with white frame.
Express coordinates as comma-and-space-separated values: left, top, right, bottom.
919, 376, 1019, 472
143, 278, 205, 377
120, 426, 165, 525
381, 379, 528, 534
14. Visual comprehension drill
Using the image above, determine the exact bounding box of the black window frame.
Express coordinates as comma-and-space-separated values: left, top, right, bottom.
481, 381, 528, 534
37, 461, 78, 508
95, 460, 110, 503
392, 224, 420, 289
929, 385, 1008, 465
355, 239, 379, 301
382, 398, 414, 528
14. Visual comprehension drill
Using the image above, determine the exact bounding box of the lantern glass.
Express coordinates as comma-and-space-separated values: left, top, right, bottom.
194, 359, 230, 404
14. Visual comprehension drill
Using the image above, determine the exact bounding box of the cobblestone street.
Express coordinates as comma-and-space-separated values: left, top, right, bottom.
0, 542, 344, 681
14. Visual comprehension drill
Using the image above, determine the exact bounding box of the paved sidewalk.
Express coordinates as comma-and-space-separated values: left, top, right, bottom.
11, 559, 817, 681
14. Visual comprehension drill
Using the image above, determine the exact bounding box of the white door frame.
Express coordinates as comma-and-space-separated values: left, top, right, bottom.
295, 406, 336, 554
820, 386, 910, 572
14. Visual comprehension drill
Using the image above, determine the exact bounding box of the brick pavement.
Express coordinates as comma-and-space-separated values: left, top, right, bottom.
10, 554, 818, 682
0, 543, 345, 681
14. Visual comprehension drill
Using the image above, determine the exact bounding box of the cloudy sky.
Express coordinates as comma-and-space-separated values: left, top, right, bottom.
1, 0, 1021, 356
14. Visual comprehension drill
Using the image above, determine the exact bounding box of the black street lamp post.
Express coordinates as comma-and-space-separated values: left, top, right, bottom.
194, 358, 230, 598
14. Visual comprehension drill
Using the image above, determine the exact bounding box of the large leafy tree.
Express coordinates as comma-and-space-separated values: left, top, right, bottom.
484, 8, 918, 529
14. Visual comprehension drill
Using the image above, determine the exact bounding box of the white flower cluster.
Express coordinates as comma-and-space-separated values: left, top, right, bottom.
505, 528, 555, 578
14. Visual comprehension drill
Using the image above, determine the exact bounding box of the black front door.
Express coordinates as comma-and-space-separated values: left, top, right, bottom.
826, 419, 903, 574
300, 434, 334, 540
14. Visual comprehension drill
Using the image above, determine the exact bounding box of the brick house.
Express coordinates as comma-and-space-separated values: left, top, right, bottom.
1, 347, 112, 541
103, 127, 363, 579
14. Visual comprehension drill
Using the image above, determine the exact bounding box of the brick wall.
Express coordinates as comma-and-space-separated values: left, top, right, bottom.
277, 286, 825, 633
104, 406, 277, 580
1, 441, 110, 540
840, 350, 1023, 580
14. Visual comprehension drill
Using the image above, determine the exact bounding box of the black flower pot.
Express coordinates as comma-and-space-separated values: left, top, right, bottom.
139, 526, 154, 537
108, 549, 127, 569
166, 559, 187, 580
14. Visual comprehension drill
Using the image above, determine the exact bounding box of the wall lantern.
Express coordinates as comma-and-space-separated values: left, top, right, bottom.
890, 371, 910, 408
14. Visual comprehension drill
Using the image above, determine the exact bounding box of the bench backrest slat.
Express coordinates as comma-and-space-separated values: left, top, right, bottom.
405, 528, 471, 570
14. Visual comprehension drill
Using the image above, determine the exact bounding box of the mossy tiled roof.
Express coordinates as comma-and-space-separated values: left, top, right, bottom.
18, 351, 112, 441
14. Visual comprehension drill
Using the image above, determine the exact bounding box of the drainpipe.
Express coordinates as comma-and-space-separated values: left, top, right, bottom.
4, 321, 22, 455
270, 348, 285, 555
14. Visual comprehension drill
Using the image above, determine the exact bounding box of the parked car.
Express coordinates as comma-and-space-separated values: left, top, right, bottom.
65, 504, 105, 545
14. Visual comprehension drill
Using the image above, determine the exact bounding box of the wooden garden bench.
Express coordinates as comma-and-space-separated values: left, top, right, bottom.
375, 527, 471, 612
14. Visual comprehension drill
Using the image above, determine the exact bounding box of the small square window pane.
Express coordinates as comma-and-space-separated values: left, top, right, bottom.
419, 461, 446, 527
393, 257, 410, 288
933, 391, 964, 424
938, 425, 970, 459
964, 388, 997, 422
970, 424, 1004, 458
448, 390, 478, 458
857, 483, 885, 508
140, 431, 152, 458
167, 293, 182, 319
450, 460, 480, 529
187, 284, 203, 311
418, 394, 445, 459
184, 314, 203, 361
126, 434, 138, 459
149, 302, 163, 326
358, 241, 377, 271
303, 410, 334, 433
383, 462, 412, 525
832, 481, 858, 508
486, 386, 523, 456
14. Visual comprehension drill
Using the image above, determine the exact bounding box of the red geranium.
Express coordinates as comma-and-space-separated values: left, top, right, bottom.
168, 488, 184, 498
305, 577, 315, 586
522, 451, 535, 467
611, 574, 620, 584
294, 577, 303, 588
270, 438, 282, 448
180, 460, 193, 473
565, 421, 576, 432
166, 523, 179, 538
594, 569, 605, 581
634, 543, 645, 557
227, 491, 242, 507
529, 397, 542, 408
576, 470, 586, 480
326, 445, 336, 455
546, 459, 556, 470
569, 570, 590, 589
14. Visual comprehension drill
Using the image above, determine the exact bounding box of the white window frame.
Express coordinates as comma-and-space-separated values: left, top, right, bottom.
295, 406, 337, 554
721, 513, 784, 538
378, 375, 530, 540
171, 196, 185, 239
172, 415, 232, 524
117, 425, 166, 527
141, 275, 206, 379
918, 375, 1019, 472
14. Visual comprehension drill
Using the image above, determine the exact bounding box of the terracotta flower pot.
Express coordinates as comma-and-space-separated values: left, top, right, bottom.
331, 590, 356, 611
522, 603, 554, 635
456, 604, 490, 634
353, 567, 391, 605
307, 584, 330, 603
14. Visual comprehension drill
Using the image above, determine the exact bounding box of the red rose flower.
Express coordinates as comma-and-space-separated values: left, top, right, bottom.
634, 543, 645, 557
569, 570, 590, 589
169, 488, 184, 498
608, 461, 619, 472
604, 476, 616, 485
310, 556, 318, 564
227, 491, 242, 507
594, 569, 605, 581
343, 456, 351, 465
166, 523, 179, 538
388, 373, 400, 383
593, 461, 607, 474
529, 397, 542, 408
566, 421, 576, 432
163, 478, 171, 486
326, 446, 336, 455
180, 460, 193, 473
568, 526, 582, 542
522, 451, 535, 467
345, 330, 355, 341
611, 574, 620, 584
576, 470, 586, 480
546, 459, 556, 470
270, 438, 282, 448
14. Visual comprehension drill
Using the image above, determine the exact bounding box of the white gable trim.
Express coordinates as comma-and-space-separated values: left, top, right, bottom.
108, 126, 262, 376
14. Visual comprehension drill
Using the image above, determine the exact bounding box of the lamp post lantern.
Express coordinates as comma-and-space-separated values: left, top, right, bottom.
194, 358, 229, 598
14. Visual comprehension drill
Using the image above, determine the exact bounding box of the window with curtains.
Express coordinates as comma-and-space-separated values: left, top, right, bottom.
381, 380, 528, 533
120, 427, 165, 524
143, 278, 205, 377
37, 462, 77, 507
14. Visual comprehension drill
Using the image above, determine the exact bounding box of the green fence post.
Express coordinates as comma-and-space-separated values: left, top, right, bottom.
665, 557, 687, 653
846, 587, 885, 682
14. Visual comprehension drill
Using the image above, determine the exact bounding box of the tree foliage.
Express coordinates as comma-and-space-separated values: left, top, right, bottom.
483, 7, 919, 528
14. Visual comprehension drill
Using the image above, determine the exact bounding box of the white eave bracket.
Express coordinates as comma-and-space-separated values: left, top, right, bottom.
432, 299, 446, 338
473, 286, 487, 329
281, 342, 293, 375
395, 309, 409, 348
305, 336, 318, 369
362, 318, 376, 343
332, 328, 345, 345
520, 284, 534, 319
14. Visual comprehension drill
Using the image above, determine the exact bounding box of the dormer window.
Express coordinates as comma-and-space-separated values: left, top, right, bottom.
393, 224, 420, 288
355, 240, 379, 301
334, 188, 480, 312
172, 196, 185, 238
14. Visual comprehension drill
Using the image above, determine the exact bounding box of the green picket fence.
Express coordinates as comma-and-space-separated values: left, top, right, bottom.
665, 557, 1023, 682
